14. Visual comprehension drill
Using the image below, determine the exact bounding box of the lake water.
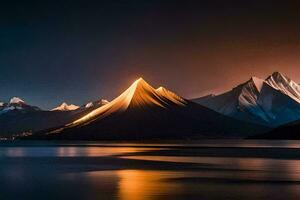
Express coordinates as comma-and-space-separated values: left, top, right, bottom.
2, 140, 300, 200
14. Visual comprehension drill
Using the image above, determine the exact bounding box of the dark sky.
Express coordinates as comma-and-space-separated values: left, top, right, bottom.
2, 0, 300, 109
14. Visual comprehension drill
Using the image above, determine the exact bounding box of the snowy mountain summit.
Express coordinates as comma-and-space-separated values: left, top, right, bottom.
51, 102, 80, 111
0, 97, 41, 114
265, 72, 300, 103
10, 97, 25, 104
84, 99, 109, 108
193, 72, 300, 127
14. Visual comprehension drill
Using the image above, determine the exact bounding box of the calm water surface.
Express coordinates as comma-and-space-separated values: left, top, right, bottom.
1, 140, 300, 200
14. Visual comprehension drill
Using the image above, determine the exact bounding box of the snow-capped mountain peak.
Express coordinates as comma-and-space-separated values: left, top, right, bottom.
0, 97, 41, 115
85, 99, 109, 108
52, 102, 79, 111
271, 71, 286, 79
129, 78, 187, 108
85, 102, 94, 108
128, 78, 168, 108
193, 71, 300, 127
265, 71, 300, 103
70, 78, 158, 125
10, 97, 25, 104
101, 99, 109, 105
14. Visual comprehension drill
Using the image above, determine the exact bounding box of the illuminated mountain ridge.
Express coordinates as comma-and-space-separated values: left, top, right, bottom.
70, 78, 187, 126
29, 77, 267, 140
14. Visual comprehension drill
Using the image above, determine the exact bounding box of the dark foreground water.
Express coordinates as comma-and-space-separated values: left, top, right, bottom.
2, 140, 300, 200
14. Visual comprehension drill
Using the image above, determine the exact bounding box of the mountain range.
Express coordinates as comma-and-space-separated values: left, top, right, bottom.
0, 97, 40, 114
2, 72, 300, 140
193, 72, 300, 127
0, 97, 108, 138
27, 78, 267, 140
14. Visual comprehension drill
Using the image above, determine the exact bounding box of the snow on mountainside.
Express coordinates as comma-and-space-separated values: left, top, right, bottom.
265, 72, 300, 103
10, 97, 25, 104
0, 97, 107, 137
85, 102, 94, 108
0, 94, 112, 137
84, 99, 109, 108
193, 72, 300, 127
0, 97, 40, 114
51, 102, 79, 111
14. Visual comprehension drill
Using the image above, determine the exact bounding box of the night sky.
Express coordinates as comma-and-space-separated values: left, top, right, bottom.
2, 0, 300, 109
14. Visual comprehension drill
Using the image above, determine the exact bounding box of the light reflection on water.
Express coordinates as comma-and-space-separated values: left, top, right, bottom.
84, 140, 300, 148
0, 147, 162, 157
2, 141, 300, 199
122, 156, 300, 181
117, 170, 183, 200
123, 155, 300, 171
74, 168, 300, 200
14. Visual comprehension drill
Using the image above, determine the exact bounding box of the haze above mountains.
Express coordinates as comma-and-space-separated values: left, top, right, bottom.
1, 71, 300, 140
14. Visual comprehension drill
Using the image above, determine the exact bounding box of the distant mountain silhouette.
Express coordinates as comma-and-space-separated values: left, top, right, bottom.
193, 72, 300, 127
0, 97, 106, 137
28, 78, 268, 140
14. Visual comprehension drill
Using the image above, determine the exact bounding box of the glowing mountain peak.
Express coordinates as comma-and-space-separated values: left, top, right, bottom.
132, 77, 153, 89
123, 77, 166, 108
157, 86, 164, 91
69, 78, 186, 127
70, 78, 157, 125
135, 77, 144, 82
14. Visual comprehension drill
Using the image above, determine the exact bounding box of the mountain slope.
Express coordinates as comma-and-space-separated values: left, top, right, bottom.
193, 72, 300, 127
29, 78, 267, 140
